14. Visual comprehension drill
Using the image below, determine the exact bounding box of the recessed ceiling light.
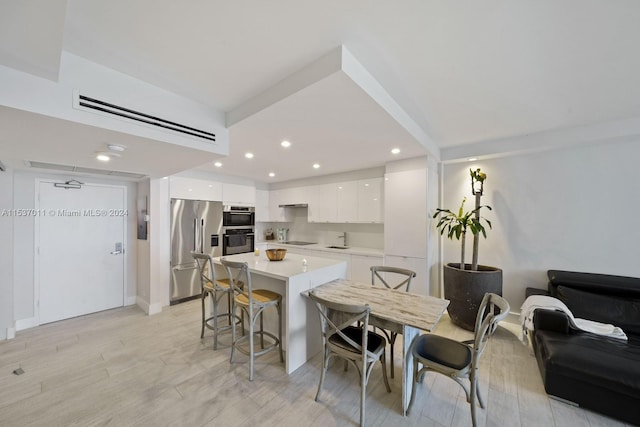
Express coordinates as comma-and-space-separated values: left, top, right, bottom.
468, 157, 477, 162
391, 148, 401, 155
188, 188, 193, 192
214, 161, 222, 167
281, 140, 291, 148
96, 151, 120, 161
313, 163, 320, 169
107, 144, 126, 152
268, 172, 275, 177
162, 177, 168, 180
245, 152, 254, 159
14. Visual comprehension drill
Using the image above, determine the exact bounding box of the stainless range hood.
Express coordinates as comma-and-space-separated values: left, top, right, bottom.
278, 203, 308, 208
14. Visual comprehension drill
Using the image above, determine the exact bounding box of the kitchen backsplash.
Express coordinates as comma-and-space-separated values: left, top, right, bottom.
255, 208, 383, 249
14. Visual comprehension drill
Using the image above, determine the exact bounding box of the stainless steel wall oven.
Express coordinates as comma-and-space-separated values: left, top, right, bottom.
222, 228, 255, 255
222, 205, 255, 228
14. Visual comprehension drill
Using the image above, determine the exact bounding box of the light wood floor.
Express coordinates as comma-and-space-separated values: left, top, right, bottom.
0, 300, 630, 427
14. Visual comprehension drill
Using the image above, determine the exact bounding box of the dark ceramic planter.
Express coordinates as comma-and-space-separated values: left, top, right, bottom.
443, 263, 503, 331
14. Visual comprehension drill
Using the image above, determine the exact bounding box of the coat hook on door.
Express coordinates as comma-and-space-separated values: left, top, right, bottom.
54, 179, 84, 189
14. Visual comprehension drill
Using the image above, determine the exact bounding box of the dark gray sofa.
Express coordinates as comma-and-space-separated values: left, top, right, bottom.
528, 270, 640, 425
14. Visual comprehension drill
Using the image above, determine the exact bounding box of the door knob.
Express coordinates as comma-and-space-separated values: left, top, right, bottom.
111, 242, 124, 255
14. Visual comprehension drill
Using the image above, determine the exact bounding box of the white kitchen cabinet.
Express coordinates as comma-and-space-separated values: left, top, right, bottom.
384, 255, 428, 296
222, 183, 255, 206
351, 254, 383, 283
268, 190, 292, 222
357, 178, 383, 223
169, 176, 222, 201
279, 186, 309, 205
255, 189, 270, 222
336, 181, 357, 223
384, 168, 427, 258
305, 185, 320, 222
310, 183, 337, 223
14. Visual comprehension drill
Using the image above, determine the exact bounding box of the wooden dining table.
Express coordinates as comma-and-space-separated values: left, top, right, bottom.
308, 279, 450, 415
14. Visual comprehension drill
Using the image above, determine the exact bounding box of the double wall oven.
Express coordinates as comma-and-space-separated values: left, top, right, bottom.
222, 205, 255, 255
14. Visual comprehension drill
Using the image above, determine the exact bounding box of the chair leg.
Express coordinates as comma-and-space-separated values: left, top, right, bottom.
260, 311, 265, 349
226, 291, 232, 325
212, 292, 219, 351
407, 358, 419, 416
230, 304, 237, 364
315, 349, 329, 401
200, 292, 206, 339
474, 369, 485, 409
380, 351, 391, 393
360, 358, 367, 427
249, 313, 255, 381
470, 377, 478, 427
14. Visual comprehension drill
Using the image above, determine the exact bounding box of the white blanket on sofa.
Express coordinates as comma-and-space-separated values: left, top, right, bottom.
519, 295, 627, 345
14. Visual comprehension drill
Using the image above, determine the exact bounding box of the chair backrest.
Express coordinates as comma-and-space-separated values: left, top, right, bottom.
370, 265, 417, 292
220, 257, 252, 298
471, 293, 510, 366
191, 251, 216, 290
308, 290, 376, 360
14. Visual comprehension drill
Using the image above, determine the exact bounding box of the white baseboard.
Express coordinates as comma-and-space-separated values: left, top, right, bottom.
148, 302, 163, 315
126, 296, 137, 306
5, 327, 16, 340
16, 317, 38, 331
135, 297, 163, 315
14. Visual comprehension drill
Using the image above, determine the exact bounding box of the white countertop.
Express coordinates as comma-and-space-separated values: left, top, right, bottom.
257, 241, 384, 257
214, 252, 347, 281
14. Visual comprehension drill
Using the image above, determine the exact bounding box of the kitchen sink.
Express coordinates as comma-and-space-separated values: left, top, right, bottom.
326, 245, 350, 249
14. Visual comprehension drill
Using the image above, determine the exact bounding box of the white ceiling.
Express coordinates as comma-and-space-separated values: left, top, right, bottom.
2, 1, 640, 182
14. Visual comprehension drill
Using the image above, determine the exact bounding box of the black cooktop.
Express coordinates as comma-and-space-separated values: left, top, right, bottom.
281, 241, 316, 246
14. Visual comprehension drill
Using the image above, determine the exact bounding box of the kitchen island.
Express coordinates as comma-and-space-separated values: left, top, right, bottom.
213, 252, 347, 374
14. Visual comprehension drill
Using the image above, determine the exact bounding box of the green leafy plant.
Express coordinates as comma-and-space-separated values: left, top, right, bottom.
433, 169, 492, 271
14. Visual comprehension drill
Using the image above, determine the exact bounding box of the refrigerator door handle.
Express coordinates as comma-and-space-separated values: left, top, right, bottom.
193, 218, 198, 252
201, 219, 205, 253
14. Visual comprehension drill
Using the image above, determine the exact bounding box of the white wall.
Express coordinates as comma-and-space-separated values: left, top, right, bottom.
11, 170, 138, 329
136, 179, 151, 308
0, 168, 14, 339
441, 138, 640, 312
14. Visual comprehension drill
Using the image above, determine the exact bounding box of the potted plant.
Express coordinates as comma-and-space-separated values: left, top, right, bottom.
433, 168, 503, 331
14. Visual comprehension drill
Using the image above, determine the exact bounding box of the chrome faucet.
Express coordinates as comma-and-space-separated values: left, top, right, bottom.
338, 231, 347, 246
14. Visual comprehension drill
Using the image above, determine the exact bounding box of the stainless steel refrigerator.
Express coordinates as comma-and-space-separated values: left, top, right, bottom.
170, 198, 223, 304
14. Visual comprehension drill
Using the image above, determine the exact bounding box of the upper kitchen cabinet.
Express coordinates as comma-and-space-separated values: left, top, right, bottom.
169, 176, 222, 201
356, 178, 383, 223
336, 181, 358, 223
255, 189, 270, 222
268, 190, 292, 222
309, 183, 337, 223
278, 186, 309, 206
222, 183, 255, 206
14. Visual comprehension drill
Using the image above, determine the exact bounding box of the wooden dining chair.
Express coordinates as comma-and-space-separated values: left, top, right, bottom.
407, 292, 510, 427
191, 252, 243, 350
308, 290, 391, 427
370, 265, 416, 378
221, 258, 283, 381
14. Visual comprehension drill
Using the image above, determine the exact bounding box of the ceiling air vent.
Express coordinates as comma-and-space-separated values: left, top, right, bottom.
73, 92, 216, 142
27, 161, 146, 180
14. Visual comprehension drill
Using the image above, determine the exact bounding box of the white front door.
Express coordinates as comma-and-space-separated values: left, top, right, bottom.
36, 181, 126, 324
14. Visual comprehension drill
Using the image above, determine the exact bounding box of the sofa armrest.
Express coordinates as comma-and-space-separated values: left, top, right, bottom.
533, 309, 571, 334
